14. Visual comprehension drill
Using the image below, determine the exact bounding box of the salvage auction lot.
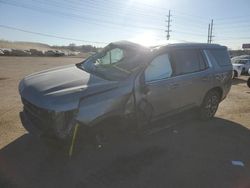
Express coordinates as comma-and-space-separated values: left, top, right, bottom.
0, 56, 250, 188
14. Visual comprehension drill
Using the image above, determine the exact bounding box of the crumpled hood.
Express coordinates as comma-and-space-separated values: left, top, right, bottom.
19, 64, 118, 111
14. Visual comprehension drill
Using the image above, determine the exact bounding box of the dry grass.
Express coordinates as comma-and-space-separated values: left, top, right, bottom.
0, 40, 51, 51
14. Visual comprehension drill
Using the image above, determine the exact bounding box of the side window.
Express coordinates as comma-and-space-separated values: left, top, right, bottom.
98, 48, 124, 65
110, 48, 124, 63
208, 49, 230, 66
145, 54, 173, 82
239, 60, 247, 65
171, 49, 200, 75
234, 59, 240, 64
204, 50, 219, 67
100, 52, 111, 65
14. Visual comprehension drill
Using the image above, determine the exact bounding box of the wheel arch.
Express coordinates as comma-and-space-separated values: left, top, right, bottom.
206, 87, 223, 102
233, 70, 238, 78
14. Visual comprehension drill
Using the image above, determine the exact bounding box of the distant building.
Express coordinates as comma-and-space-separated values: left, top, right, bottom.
242, 44, 250, 49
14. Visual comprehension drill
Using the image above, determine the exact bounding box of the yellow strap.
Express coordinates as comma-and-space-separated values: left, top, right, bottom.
68, 123, 79, 158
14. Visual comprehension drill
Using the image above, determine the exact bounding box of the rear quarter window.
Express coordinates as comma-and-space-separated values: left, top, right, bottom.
208, 49, 231, 66
170, 49, 206, 76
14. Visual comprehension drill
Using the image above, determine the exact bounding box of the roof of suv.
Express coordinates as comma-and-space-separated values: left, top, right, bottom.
166, 43, 225, 49
108, 41, 226, 52
109, 41, 148, 51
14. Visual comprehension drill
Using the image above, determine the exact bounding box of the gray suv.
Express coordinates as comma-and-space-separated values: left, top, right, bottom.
19, 41, 232, 149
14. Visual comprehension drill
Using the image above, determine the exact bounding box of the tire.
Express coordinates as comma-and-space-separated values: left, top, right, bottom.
199, 90, 220, 120
247, 77, 250, 88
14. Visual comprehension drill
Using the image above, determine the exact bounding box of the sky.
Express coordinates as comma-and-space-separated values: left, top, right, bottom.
0, 0, 250, 49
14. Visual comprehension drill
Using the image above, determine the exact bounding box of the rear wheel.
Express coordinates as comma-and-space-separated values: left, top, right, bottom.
247, 77, 250, 88
199, 90, 220, 120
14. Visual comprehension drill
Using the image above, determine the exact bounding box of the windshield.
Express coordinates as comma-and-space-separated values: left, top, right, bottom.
77, 47, 140, 80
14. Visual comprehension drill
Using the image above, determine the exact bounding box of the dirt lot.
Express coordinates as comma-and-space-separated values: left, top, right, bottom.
0, 56, 250, 188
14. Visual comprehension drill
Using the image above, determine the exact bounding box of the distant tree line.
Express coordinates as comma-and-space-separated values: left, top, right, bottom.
229, 50, 250, 57
52, 43, 102, 53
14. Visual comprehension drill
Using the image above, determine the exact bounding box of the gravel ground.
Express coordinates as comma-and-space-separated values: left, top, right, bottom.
0, 56, 250, 188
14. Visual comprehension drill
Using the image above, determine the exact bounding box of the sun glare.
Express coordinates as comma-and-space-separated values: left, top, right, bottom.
130, 32, 166, 47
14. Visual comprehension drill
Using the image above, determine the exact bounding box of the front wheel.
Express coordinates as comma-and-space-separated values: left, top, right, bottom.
199, 90, 220, 120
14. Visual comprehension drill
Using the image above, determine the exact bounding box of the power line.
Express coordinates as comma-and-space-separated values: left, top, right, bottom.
0, 0, 165, 31
215, 22, 250, 27
0, 0, 215, 41
0, 24, 108, 44
34, 0, 165, 23
3, 0, 211, 30
216, 14, 250, 21
172, 23, 207, 32
50, 0, 213, 27
2, 0, 211, 40
173, 30, 206, 37
74, 0, 209, 21
173, 14, 209, 24
1, 0, 249, 47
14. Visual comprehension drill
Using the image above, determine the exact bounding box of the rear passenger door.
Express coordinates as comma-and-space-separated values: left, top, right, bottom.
170, 49, 213, 108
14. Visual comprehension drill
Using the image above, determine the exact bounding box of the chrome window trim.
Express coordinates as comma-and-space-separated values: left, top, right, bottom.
203, 50, 213, 68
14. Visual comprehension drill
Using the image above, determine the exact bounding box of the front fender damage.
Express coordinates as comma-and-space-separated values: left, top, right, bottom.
75, 89, 132, 127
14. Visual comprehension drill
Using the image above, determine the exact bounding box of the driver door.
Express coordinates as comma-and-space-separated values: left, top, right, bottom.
142, 53, 178, 119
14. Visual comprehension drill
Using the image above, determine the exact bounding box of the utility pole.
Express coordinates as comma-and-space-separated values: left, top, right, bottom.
210, 19, 214, 43
207, 23, 210, 43
207, 19, 214, 43
165, 10, 172, 40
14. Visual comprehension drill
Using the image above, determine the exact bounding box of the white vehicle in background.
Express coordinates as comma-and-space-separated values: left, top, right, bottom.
232, 58, 250, 78
232, 63, 243, 78
247, 69, 250, 88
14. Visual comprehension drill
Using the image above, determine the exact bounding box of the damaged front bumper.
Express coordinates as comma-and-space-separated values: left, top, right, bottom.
20, 98, 77, 141
20, 111, 44, 138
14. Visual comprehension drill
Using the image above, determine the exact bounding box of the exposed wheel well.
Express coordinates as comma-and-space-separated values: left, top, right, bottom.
75, 116, 124, 142
91, 115, 124, 131
233, 70, 238, 77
